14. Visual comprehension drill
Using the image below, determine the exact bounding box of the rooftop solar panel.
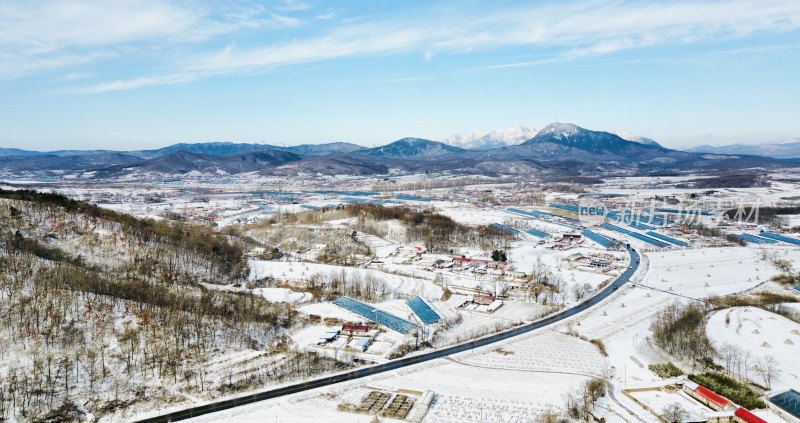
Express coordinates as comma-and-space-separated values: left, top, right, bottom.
395, 194, 432, 202
332, 297, 418, 334
581, 230, 613, 248
506, 208, 581, 229
628, 221, 656, 231
645, 231, 689, 247
525, 228, 550, 238
406, 296, 440, 325
759, 231, 800, 245
733, 233, 778, 245
490, 223, 520, 235
770, 390, 800, 420
600, 223, 670, 248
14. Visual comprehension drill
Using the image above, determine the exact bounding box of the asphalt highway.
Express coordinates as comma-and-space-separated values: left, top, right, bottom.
135, 245, 640, 423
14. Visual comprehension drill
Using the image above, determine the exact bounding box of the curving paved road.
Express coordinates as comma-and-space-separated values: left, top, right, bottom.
134, 245, 640, 423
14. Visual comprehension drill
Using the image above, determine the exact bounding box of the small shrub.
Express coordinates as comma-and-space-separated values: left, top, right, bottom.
771, 273, 800, 286
387, 340, 432, 359
648, 362, 683, 379
493, 347, 514, 356
590, 339, 608, 357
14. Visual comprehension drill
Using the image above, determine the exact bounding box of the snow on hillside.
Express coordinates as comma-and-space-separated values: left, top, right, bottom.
610, 130, 662, 147
686, 140, 800, 159
535, 122, 581, 139
443, 126, 538, 149
571, 246, 800, 390
706, 307, 800, 389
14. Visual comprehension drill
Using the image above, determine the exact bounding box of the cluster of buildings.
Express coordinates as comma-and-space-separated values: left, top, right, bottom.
550, 233, 586, 250
449, 293, 504, 315
316, 323, 379, 353
446, 256, 509, 272
386, 244, 529, 280
565, 252, 622, 273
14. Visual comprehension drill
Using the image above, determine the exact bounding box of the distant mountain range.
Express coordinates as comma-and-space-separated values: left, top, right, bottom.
0, 141, 366, 159
440, 126, 661, 150
685, 141, 800, 159
0, 123, 795, 180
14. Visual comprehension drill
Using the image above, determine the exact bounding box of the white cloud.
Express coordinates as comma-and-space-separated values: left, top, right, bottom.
315, 12, 336, 21
59, 73, 200, 94
185, 1, 800, 74
0, 50, 115, 79
13, 0, 800, 92
0, 0, 202, 50
61, 71, 94, 81
276, 0, 311, 12
184, 24, 435, 73
0, 0, 301, 78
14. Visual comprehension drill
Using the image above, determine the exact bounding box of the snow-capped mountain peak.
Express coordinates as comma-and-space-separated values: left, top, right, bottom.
442, 126, 538, 150
536, 122, 581, 138
610, 130, 662, 147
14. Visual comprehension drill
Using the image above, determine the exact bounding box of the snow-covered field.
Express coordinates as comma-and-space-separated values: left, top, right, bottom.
574, 246, 796, 384
202, 283, 313, 304
189, 239, 800, 423
188, 329, 606, 423
706, 307, 800, 390
249, 260, 444, 299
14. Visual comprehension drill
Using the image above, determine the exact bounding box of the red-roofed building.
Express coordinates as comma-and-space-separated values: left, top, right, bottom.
692, 385, 731, 410
453, 257, 490, 265
734, 407, 768, 423
473, 295, 496, 305
341, 323, 370, 336
452, 257, 508, 271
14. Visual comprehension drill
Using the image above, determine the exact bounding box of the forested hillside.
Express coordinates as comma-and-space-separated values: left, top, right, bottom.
0, 189, 346, 422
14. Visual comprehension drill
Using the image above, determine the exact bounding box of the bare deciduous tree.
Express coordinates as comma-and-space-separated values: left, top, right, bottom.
662, 402, 687, 423
753, 356, 781, 389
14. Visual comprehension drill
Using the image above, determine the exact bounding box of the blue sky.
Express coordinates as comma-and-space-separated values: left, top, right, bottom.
1, 0, 799, 151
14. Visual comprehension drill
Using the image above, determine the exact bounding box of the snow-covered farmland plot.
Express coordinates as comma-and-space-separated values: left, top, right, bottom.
249, 260, 444, 299
371, 361, 594, 422
643, 246, 791, 297
706, 306, 800, 389
455, 329, 608, 376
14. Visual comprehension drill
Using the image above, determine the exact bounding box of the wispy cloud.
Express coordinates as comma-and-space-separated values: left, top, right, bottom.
59, 73, 200, 94
276, 0, 311, 12
0, 0, 202, 49
6, 0, 799, 92
315, 11, 336, 21
184, 24, 436, 74
369, 76, 434, 84
0, 50, 115, 79
61, 71, 95, 81
0, 0, 302, 78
